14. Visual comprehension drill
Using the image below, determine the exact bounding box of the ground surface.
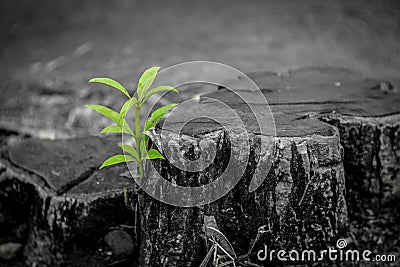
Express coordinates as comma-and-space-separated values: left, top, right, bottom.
1, 0, 400, 138
1, 0, 400, 93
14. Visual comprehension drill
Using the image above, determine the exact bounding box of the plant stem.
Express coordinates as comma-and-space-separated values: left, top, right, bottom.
135, 106, 144, 178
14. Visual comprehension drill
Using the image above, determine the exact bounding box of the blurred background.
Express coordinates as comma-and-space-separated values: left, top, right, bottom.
0, 0, 399, 137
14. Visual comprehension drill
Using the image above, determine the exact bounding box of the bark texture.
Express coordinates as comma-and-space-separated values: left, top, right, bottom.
321, 115, 400, 215
0, 137, 139, 266
140, 130, 347, 266
140, 66, 400, 266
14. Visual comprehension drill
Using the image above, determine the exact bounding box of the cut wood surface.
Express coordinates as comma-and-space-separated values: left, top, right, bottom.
208, 66, 400, 208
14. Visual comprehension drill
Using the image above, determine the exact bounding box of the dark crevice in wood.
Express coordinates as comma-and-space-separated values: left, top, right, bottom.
373, 125, 383, 208
0, 127, 20, 136
0, 126, 31, 139
268, 100, 357, 105
56, 166, 97, 195
0, 166, 5, 176
340, 111, 400, 117
2, 157, 53, 193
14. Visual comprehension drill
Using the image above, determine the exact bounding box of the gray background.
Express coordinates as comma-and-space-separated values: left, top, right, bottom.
1, 0, 399, 94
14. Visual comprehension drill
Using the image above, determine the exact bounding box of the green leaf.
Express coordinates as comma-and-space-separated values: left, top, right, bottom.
101, 125, 133, 135
89, 78, 130, 98
144, 86, 179, 102
120, 97, 137, 118
119, 144, 139, 160
144, 121, 153, 132
118, 119, 135, 136
86, 104, 120, 124
137, 67, 160, 100
145, 103, 177, 131
86, 104, 134, 135
145, 149, 165, 160
99, 154, 136, 169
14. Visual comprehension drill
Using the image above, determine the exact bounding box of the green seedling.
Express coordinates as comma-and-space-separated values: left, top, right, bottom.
86, 66, 179, 178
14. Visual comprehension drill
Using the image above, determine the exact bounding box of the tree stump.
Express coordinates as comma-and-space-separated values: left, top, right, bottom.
0, 66, 398, 266
225, 66, 400, 214
140, 66, 400, 266
0, 137, 139, 266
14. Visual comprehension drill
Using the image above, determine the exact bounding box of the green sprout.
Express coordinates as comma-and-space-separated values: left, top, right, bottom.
86, 66, 178, 178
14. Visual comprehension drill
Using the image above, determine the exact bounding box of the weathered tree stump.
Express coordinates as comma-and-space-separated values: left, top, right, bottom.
225, 67, 400, 215
140, 67, 400, 266
0, 66, 398, 266
0, 137, 139, 266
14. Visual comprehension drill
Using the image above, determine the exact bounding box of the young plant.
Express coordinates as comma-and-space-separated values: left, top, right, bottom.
86, 66, 179, 178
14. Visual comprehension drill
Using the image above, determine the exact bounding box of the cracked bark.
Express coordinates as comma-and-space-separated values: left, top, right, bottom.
140, 129, 347, 266
140, 66, 399, 266
0, 137, 139, 266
